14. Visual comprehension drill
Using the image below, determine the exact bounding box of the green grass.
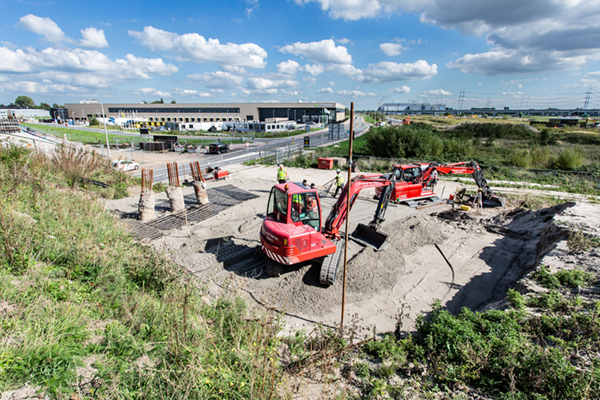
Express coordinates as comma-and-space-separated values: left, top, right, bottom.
22, 123, 245, 148
0, 144, 283, 399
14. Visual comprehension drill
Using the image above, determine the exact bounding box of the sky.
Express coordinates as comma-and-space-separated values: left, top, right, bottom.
1, 0, 600, 110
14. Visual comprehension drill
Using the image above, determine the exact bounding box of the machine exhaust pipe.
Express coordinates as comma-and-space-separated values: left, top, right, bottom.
350, 223, 390, 251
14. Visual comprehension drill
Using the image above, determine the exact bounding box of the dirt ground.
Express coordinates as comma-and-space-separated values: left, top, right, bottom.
106, 163, 599, 336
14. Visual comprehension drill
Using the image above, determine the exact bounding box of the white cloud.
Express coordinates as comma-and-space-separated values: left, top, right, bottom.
0, 81, 85, 94
585, 71, 600, 77
303, 64, 325, 76
336, 38, 352, 45
171, 88, 213, 97
131, 87, 172, 98
564, 78, 600, 89
128, 26, 268, 68
423, 89, 451, 95
246, 77, 298, 90
329, 64, 362, 77
303, 76, 316, 85
447, 49, 589, 75
329, 81, 336, 86
501, 79, 533, 85
380, 42, 405, 56
389, 86, 411, 93
277, 60, 300, 74
358, 60, 437, 83
221, 65, 247, 74
336, 89, 376, 97
19, 14, 67, 44
79, 27, 109, 48
280, 39, 352, 64
0, 46, 177, 86
187, 71, 245, 88
317, 87, 333, 93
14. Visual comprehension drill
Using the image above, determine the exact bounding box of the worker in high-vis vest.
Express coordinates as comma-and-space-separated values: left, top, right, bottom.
277, 164, 288, 184
333, 169, 344, 198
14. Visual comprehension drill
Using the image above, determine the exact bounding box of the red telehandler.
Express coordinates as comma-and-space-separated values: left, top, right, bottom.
260, 175, 396, 285
375, 161, 505, 208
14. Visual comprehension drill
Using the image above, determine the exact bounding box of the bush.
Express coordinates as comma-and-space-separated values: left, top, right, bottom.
550, 147, 586, 170
451, 122, 534, 140
365, 125, 473, 160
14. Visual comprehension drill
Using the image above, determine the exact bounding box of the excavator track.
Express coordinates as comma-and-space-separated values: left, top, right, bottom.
266, 258, 283, 277
319, 239, 344, 286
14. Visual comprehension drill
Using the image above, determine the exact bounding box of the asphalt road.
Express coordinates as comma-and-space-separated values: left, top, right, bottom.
24, 116, 370, 183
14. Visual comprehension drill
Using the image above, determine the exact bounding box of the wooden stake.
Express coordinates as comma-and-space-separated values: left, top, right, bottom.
341, 102, 354, 330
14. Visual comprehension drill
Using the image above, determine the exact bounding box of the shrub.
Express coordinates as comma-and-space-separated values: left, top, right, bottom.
551, 147, 586, 170
507, 288, 526, 310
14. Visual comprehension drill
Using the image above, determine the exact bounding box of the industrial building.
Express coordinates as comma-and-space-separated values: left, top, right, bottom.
378, 103, 447, 113
64, 101, 345, 132
0, 107, 50, 119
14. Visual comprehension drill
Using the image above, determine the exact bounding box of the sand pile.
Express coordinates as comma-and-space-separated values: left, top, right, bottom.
255, 212, 448, 317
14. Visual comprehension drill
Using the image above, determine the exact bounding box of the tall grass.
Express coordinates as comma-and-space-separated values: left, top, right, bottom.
0, 144, 282, 399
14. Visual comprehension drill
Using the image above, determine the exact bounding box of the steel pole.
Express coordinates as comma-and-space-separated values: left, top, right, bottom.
341, 102, 354, 329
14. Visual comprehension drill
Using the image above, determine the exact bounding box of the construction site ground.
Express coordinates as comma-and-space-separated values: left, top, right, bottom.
106, 163, 600, 337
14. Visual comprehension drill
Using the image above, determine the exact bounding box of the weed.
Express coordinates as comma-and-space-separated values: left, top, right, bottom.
568, 227, 597, 254
353, 361, 373, 378
152, 182, 167, 193
507, 289, 526, 310
532, 265, 596, 289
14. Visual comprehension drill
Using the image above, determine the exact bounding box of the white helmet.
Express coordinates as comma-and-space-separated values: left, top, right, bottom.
336, 169, 341, 173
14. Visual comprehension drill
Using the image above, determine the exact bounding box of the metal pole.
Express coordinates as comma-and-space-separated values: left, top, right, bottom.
341, 102, 354, 329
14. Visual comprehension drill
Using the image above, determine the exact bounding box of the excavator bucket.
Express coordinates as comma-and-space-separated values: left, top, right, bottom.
350, 223, 390, 251
483, 194, 506, 208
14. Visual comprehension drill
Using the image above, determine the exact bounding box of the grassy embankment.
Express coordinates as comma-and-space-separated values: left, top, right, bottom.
0, 144, 282, 399
352, 262, 600, 399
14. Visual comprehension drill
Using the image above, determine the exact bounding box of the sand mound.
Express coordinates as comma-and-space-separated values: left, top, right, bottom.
256, 213, 448, 317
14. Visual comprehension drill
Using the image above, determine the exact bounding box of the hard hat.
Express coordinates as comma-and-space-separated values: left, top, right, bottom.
278, 164, 282, 167
336, 169, 340, 173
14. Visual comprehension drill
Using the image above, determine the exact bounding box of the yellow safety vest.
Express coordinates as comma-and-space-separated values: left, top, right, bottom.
336, 174, 344, 187
277, 168, 287, 180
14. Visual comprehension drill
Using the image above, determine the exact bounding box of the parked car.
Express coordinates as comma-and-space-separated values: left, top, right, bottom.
208, 126, 218, 132
112, 160, 140, 171
208, 143, 229, 154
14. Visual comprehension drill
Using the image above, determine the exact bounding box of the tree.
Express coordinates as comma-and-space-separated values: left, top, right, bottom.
171, 100, 176, 104
52, 103, 60, 108
15, 95, 34, 108
39, 103, 51, 110
89, 116, 99, 126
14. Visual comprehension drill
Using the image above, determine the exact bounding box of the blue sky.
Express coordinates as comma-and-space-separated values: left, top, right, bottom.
1, 0, 600, 110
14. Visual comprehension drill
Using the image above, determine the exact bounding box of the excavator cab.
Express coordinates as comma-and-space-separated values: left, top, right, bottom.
265, 184, 322, 230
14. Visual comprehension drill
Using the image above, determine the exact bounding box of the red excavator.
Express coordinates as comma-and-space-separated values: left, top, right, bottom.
375, 161, 505, 208
260, 175, 396, 285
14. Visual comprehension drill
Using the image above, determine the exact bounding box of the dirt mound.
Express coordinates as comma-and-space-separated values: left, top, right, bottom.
256, 213, 447, 317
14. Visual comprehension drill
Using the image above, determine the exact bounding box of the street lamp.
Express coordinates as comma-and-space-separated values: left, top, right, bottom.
90, 99, 111, 158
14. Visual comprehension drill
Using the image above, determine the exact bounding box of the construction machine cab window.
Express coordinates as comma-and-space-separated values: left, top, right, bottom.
267, 188, 288, 222
394, 166, 421, 182
291, 192, 320, 230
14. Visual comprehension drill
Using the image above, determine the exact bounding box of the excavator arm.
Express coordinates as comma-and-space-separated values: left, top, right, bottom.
415, 161, 505, 207
323, 175, 395, 238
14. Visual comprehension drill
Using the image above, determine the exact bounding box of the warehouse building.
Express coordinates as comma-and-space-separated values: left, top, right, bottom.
64, 101, 345, 131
